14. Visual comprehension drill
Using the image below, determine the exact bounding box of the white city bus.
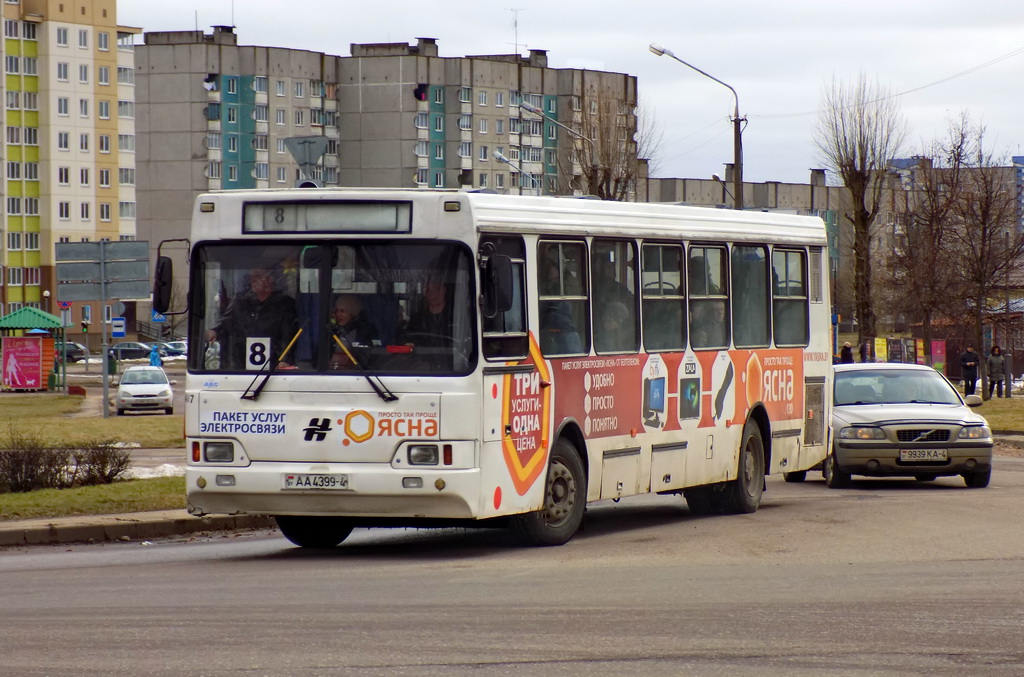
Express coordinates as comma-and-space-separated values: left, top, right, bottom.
155, 188, 831, 548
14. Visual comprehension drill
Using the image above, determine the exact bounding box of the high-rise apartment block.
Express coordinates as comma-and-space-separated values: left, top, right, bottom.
134, 30, 640, 298
1, 0, 137, 329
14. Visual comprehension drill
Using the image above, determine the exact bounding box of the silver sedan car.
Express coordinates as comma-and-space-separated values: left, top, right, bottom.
827, 363, 993, 488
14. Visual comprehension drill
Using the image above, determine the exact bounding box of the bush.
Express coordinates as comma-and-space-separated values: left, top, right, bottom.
0, 424, 131, 493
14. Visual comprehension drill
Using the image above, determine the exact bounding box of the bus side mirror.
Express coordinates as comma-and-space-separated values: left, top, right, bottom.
481, 254, 513, 319
153, 256, 173, 314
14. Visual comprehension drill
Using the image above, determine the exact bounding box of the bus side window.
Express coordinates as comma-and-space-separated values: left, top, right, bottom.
731, 245, 770, 348
592, 239, 638, 354
772, 249, 809, 346
481, 235, 528, 360
642, 243, 685, 352
538, 241, 589, 356
689, 246, 730, 350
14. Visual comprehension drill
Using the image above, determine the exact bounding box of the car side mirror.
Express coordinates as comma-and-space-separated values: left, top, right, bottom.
481, 254, 513, 319
153, 256, 173, 314
964, 394, 983, 408
169, 380, 178, 386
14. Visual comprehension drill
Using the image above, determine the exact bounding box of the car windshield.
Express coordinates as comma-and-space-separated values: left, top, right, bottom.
121, 370, 168, 385
834, 369, 961, 406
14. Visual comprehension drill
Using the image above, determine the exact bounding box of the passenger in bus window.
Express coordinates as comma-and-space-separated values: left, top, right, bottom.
540, 301, 583, 355
692, 299, 727, 349
329, 294, 379, 369
594, 301, 632, 352
401, 275, 457, 368
217, 267, 299, 369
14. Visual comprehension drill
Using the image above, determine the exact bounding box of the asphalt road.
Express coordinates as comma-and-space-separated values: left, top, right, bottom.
2, 457, 1023, 675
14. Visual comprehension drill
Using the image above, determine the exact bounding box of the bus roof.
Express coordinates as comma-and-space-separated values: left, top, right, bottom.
195, 188, 827, 247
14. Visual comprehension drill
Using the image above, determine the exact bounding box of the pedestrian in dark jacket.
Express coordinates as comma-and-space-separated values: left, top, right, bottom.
987, 345, 1006, 398
960, 345, 981, 396
840, 342, 855, 363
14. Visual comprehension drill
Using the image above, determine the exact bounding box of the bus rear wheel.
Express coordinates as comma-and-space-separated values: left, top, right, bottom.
509, 439, 586, 547
275, 515, 353, 548
718, 419, 765, 514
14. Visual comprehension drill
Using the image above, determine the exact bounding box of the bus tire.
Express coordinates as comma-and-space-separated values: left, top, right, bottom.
509, 439, 586, 547
683, 486, 718, 515
720, 419, 765, 514
275, 515, 353, 548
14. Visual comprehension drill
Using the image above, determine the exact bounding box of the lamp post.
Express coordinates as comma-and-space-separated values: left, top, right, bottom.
649, 42, 744, 210
520, 101, 598, 194
42, 289, 50, 314
494, 150, 540, 196
711, 173, 734, 207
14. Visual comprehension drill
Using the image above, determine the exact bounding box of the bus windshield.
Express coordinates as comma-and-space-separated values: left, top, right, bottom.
191, 241, 476, 376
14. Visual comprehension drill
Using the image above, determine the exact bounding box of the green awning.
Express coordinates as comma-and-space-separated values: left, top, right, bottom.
0, 306, 65, 329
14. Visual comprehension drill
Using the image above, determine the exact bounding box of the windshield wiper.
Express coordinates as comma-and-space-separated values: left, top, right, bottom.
241, 328, 303, 401
332, 334, 398, 402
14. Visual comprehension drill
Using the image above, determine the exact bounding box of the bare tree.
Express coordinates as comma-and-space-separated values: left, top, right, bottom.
555, 96, 661, 201
884, 115, 969, 355
947, 123, 1024, 397
814, 74, 907, 341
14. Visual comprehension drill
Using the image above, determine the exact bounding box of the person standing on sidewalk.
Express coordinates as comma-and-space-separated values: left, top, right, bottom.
960, 345, 981, 396
987, 345, 1006, 398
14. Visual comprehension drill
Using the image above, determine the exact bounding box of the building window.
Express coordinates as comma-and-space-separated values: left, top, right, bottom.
25, 232, 39, 249
479, 145, 489, 161
78, 28, 88, 48
57, 131, 69, 150
4, 55, 19, 74
496, 173, 505, 189
414, 140, 428, 157
25, 162, 38, 180
254, 76, 267, 93
57, 97, 69, 116
254, 104, 268, 122
459, 87, 471, 103
6, 162, 20, 180
7, 268, 23, 285
118, 168, 135, 185
478, 173, 488, 188
58, 167, 70, 185
227, 107, 237, 124
458, 114, 472, 131
99, 135, 110, 153
479, 91, 488, 106
99, 203, 111, 221
56, 26, 68, 46
294, 109, 304, 126
117, 32, 134, 51
226, 135, 238, 153
118, 202, 137, 219
415, 112, 429, 129
79, 133, 89, 151
4, 20, 19, 38
433, 115, 443, 132
7, 231, 22, 249
276, 80, 286, 96
479, 118, 488, 134
496, 119, 505, 135
276, 166, 287, 183
434, 144, 443, 160
78, 63, 88, 83
118, 100, 135, 118
227, 166, 237, 182
98, 100, 110, 118
79, 98, 89, 117
99, 169, 110, 187
22, 56, 36, 75
80, 202, 90, 221
458, 142, 471, 158
433, 171, 445, 188
23, 127, 37, 146
58, 202, 70, 220
5, 91, 19, 109
98, 66, 109, 85
416, 168, 428, 185
6, 197, 21, 215
433, 87, 443, 104
118, 134, 135, 151
254, 163, 269, 180
80, 168, 90, 186
252, 134, 268, 151
206, 162, 221, 179
275, 108, 285, 125
117, 66, 134, 85
57, 62, 68, 81
226, 77, 236, 94
294, 81, 304, 98
276, 138, 286, 153
98, 31, 108, 50
23, 92, 37, 110
495, 92, 504, 108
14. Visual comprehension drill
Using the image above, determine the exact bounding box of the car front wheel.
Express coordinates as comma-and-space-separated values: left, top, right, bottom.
962, 468, 991, 488
823, 448, 851, 488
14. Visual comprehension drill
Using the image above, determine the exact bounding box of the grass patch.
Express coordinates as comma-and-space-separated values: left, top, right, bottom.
974, 395, 1024, 432
0, 394, 183, 448
0, 476, 186, 520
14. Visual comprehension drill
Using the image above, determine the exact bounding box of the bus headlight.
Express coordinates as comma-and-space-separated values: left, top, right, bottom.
204, 442, 234, 463
408, 445, 439, 465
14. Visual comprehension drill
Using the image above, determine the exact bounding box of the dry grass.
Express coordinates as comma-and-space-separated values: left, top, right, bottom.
0, 477, 185, 520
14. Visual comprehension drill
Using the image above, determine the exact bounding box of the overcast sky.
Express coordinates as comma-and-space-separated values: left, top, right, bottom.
119, 0, 1024, 185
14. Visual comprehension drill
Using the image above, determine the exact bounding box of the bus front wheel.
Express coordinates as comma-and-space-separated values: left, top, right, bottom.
509, 439, 586, 547
275, 515, 353, 548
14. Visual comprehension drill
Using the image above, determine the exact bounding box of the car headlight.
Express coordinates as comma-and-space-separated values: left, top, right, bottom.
839, 426, 886, 440
959, 425, 991, 440
158, 389, 172, 398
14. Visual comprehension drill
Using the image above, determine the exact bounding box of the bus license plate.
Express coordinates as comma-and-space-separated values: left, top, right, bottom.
284, 473, 349, 490
899, 449, 947, 462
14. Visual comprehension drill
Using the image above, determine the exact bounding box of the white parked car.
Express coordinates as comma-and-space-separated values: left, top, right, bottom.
116, 365, 175, 415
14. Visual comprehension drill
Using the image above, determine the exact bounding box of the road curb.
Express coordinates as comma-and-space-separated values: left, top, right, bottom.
0, 512, 276, 547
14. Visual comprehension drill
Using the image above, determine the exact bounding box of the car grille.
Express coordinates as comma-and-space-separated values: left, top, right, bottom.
896, 429, 950, 442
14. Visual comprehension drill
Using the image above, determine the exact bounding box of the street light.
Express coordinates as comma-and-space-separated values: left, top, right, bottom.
494, 150, 540, 196
42, 289, 50, 314
649, 42, 744, 210
711, 173, 734, 207
519, 101, 599, 193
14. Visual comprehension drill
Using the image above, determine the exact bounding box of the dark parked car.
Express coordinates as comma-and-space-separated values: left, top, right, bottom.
109, 341, 164, 360
62, 341, 88, 363
149, 341, 185, 357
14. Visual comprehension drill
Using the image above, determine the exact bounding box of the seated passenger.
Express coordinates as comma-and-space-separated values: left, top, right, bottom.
330, 294, 379, 369
540, 301, 584, 355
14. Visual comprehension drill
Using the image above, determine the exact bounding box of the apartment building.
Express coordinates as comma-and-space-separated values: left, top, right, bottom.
1, 0, 138, 336
133, 31, 641, 306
